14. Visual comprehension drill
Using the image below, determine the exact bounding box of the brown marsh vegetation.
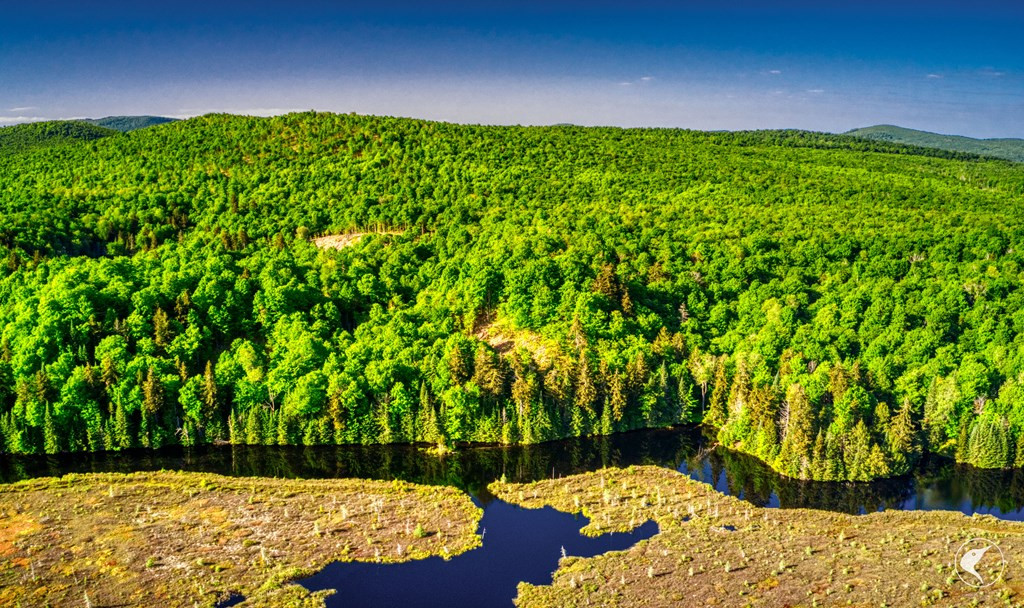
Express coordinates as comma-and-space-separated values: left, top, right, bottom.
6, 465, 1024, 607
491, 466, 1024, 607
0, 471, 480, 607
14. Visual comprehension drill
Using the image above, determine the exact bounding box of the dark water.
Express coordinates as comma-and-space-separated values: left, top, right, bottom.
9, 425, 1024, 608
299, 494, 659, 607
4, 425, 1024, 520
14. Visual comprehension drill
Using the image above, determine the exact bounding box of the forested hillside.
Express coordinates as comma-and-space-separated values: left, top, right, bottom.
0, 120, 118, 153
2, 112, 1024, 482
83, 116, 178, 132
846, 125, 1024, 163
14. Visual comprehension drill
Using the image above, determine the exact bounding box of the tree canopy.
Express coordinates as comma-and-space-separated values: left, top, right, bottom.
1, 111, 1024, 481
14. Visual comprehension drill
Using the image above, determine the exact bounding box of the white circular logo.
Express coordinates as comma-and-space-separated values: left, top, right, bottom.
954, 538, 1005, 588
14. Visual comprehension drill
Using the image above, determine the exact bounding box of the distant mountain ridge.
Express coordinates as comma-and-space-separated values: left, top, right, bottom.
0, 121, 117, 153
845, 124, 1024, 163
0, 115, 178, 154
81, 115, 177, 132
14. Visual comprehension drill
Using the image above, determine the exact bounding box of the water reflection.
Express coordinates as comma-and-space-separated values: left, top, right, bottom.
3, 425, 1024, 519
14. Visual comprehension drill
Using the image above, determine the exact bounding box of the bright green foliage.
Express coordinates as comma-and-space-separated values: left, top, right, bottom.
965, 416, 1011, 469
1, 112, 1024, 481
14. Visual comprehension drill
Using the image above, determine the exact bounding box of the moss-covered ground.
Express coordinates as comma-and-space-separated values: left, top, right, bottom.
7, 466, 1024, 607
0, 471, 481, 607
491, 466, 1024, 607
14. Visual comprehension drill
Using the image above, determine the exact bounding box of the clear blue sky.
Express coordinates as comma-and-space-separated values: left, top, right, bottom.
2, 1, 1022, 137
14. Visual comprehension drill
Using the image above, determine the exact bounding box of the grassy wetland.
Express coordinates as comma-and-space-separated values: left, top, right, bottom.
0, 471, 481, 607
491, 466, 1024, 608
5, 463, 1024, 607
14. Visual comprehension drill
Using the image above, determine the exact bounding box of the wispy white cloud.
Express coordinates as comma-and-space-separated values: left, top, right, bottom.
768, 69, 782, 75
174, 107, 308, 117
0, 115, 50, 125
7, 106, 37, 112
617, 76, 653, 87
806, 89, 825, 94
926, 73, 943, 79
980, 68, 1006, 77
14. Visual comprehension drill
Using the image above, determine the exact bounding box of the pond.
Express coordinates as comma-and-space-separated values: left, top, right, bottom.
300, 495, 659, 607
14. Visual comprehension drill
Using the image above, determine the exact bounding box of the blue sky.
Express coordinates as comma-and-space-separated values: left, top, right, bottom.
2, 1, 1022, 137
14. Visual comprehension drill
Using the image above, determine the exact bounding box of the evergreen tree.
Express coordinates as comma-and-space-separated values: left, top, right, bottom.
0, 413, 14, 453
609, 372, 626, 424
809, 431, 825, 479
143, 367, 163, 416
727, 357, 750, 421
967, 417, 1010, 469
101, 356, 117, 390
592, 263, 619, 301
153, 307, 172, 348
677, 368, 698, 423
228, 410, 239, 444
43, 404, 59, 454
886, 399, 918, 474
705, 357, 729, 428
202, 361, 220, 439
955, 414, 972, 462
328, 392, 345, 443
139, 408, 152, 449
471, 347, 497, 394
575, 351, 597, 413
1014, 428, 1024, 469
113, 401, 131, 450
600, 397, 613, 435
866, 443, 891, 479
843, 421, 872, 481
777, 383, 814, 478
245, 406, 262, 445
448, 342, 471, 385
86, 422, 104, 452
819, 429, 843, 479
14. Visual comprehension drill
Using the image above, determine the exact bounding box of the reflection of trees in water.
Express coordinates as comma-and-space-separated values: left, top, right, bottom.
4, 427, 1024, 518
0, 427, 709, 489
912, 457, 1024, 515
707, 448, 915, 514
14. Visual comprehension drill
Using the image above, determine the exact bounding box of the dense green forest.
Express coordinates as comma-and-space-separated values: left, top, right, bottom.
0, 120, 117, 153
1, 112, 1024, 482
0, 117, 175, 154
82, 115, 178, 132
846, 124, 1024, 163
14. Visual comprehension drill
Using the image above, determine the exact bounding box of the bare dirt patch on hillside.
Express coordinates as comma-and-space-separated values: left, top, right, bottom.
313, 231, 403, 250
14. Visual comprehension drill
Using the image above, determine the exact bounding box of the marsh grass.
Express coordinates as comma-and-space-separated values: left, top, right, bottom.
0, 471, 481, 607
491, 466, 1024, 607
